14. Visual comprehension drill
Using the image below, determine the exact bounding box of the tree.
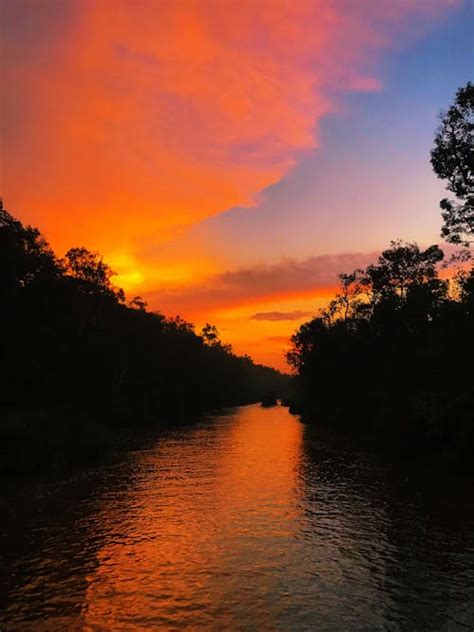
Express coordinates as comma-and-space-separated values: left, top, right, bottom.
201, 323, 233, 353
201, 323, 220, 346
365, 241, 445, 302
0, 199, 59, 297
325, 270, 369, 322
287, 317, 327, 373
63, 247, 124, 301
129, 295, 147, 311
431, 82, 473, 244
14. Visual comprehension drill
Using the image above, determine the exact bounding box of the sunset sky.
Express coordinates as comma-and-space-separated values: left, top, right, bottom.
2, 0, 473, 370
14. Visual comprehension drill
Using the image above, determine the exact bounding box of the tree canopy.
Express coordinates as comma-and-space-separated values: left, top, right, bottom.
431, 81, 473, 244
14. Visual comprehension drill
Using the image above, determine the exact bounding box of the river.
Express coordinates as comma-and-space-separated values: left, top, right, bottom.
2, 404, 474, 630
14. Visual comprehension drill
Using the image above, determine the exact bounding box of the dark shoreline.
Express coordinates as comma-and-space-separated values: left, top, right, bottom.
0, 402, 247, 480
291, 405, 474, 475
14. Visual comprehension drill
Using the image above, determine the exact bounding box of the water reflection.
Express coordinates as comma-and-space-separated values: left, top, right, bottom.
82, 406, 303, 630
2, 404, 474, 630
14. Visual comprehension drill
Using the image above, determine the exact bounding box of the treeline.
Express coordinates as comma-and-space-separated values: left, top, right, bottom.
287, 242, 474, 461
0, 205, 288, 473
287, 83, 473, 465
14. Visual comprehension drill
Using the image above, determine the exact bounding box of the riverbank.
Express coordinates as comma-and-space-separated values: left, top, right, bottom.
284, 398, 474, 472
1, 407, 114, 477
0, 402, 254, 477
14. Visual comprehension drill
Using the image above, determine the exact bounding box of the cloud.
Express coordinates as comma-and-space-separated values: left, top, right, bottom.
2, 0, 457, 262
145, 250, 379, 316
266, 336, 291, 343
251, 310, 314, 321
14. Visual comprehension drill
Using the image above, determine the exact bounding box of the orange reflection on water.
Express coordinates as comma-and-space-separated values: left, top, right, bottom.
81, 405, 302, 630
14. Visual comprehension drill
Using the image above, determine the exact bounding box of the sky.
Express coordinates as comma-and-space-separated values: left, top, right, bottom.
1, 0, 473, 370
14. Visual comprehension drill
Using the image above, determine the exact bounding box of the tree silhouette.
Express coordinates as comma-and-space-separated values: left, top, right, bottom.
367, 242, 443, 297
128, 295, 147, 310
201, 322, 233, 352
0, 199, 59, 298
431, 82, 473, 244
64, 247, 124, 301
201, 323, 220, 345
322, 270, 368, 322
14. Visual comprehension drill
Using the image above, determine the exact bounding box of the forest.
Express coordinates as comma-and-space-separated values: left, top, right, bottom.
287, 83, 473, 466
0, 206, 288, 473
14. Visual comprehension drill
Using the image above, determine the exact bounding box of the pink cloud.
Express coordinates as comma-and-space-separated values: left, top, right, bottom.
145, 251, 379, 316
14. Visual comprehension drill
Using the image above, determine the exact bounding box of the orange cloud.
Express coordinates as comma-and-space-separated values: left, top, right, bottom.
143, 251, 379, 316
250, 311, 314, 322
2, 0, 456, 266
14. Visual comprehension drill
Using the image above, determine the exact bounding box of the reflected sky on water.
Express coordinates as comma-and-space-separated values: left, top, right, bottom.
2, 404, 474, 630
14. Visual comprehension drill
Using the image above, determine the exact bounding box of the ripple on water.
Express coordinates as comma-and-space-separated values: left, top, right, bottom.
2, 404, 474, 630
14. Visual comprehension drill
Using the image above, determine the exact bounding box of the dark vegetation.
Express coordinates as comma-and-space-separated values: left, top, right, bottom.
287, 83, 474, 466
0, 206, 288, 474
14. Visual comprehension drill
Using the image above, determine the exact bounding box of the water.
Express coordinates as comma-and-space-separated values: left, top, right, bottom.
2, 404, 474, 630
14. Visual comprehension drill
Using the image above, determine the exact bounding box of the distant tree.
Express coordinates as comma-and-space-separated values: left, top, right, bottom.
63, 247, 124, 301
201, 323, 220, 345
431, 82, 473, 244
365, 241, 445, 302
313, 242, 447, 330
166, 315, 195, 334
325, 270, 369, 322
201, 323, 233, 353
129, 295, 147, 310
0, 199, 58, 296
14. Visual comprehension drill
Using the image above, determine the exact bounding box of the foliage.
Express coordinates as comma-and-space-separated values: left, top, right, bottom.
431, 82, 473, 245
63, 246, 125, 301
0, 201, 59, 297
201, 323, 233, 353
